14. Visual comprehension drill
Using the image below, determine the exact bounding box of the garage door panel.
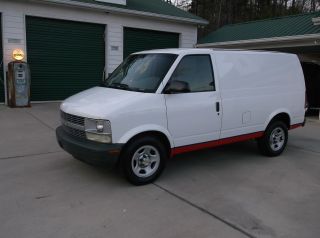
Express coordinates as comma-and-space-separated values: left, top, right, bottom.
26, 16, 105, 101
124, 27, 179, 59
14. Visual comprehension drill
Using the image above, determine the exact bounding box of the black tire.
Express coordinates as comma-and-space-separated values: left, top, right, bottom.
120, 136, 167, 185
257, 121, 288, 157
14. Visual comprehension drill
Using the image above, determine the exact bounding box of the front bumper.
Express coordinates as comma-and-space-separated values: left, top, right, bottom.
56, 126, 123, 166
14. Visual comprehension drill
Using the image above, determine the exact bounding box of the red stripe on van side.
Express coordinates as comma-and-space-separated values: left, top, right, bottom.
171, 131, 264, 156
290, 123, 303, 130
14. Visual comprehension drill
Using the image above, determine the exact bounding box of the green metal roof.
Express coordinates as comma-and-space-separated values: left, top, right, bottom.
68, 0, 206, 23
200, 11, 320, 44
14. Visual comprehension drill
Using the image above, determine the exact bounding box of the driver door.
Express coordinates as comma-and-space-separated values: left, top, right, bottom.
164, 54, 222, 148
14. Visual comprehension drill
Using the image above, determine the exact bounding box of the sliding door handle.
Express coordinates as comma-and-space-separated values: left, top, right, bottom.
216, 102, 220, 112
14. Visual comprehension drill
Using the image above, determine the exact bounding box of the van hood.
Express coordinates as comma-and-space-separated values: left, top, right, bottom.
60, 87, 143, 119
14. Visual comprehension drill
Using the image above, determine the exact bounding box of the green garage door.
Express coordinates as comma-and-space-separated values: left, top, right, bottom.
0, 14, 4, 103
26, 17, 105, 101
123, 27, 179, 59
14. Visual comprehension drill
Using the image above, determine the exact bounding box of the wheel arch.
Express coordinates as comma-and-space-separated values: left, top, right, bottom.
264, 110, 291, 130
117, 125, 174, 155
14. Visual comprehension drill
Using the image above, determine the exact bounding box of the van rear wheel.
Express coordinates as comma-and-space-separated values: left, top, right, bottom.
121, 136, 167, 185
257, 121, 288, 157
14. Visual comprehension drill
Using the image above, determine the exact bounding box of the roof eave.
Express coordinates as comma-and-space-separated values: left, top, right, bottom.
34, 0, 208, 25
197, 33, 320, 49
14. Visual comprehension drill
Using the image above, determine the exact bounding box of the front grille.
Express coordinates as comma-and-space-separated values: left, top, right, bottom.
61, 110, 86, 139
62, 125, 86, 139
60, 110, 85, 126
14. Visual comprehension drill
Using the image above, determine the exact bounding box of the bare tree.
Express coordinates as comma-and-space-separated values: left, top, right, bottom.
188, 0, 319, 37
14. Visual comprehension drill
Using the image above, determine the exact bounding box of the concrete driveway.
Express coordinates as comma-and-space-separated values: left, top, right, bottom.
0, 103, 319, 238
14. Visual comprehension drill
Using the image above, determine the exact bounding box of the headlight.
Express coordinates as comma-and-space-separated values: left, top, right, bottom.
86, 132, 112, 143
85, 118, 112, 143
96, 120, 104, 133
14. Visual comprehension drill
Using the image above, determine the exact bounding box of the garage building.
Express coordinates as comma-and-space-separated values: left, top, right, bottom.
0, 0, 206, 103
198, 12, 320, 110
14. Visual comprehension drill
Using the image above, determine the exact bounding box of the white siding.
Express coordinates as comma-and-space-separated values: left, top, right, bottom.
1, 11, 25, 64
96, 0, 126, 5
0, 0, 198, 100
106, 23, 124, 74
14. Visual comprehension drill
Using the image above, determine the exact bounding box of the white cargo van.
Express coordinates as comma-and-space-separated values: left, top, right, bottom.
56, 49, 306, 185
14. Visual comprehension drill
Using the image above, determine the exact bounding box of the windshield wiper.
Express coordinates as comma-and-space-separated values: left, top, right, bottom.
105, 82, 150, 93
129, 87, 151, 93
109, 83, 130, 89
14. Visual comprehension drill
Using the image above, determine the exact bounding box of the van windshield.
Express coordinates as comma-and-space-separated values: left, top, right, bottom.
102, 54, 177, 93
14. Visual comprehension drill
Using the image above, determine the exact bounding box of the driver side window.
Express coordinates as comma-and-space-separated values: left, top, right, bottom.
170, 55, 215, 93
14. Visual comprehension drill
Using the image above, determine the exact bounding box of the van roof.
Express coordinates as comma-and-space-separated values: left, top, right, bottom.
134, 48, 296, 56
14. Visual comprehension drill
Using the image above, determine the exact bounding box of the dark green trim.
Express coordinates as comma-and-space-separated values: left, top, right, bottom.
69, 0, 205, 23
200, 11, 320, 44
56, 126, 122, 165
0, 13, 4, 102
26, 16, 105, 101
123, 27, 179, 59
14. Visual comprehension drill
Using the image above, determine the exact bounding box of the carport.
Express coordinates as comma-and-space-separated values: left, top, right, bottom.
197, 12, 320, 117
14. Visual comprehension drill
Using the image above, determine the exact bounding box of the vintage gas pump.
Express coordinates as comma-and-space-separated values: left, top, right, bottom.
7, 49, 31, 107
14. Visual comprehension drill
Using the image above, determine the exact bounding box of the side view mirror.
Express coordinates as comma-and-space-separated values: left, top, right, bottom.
164, 80, 190, 94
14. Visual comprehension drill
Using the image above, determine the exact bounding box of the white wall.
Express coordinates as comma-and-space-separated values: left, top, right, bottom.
0, 0, 197, 75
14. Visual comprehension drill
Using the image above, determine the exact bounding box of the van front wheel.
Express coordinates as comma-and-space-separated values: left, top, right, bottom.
121, 137, 167, 185
257, 121, 288, 157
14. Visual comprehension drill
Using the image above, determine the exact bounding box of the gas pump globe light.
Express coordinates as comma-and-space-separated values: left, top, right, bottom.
12, 49, 25, 61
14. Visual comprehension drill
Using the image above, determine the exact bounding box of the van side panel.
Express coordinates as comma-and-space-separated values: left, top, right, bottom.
110, 94, 174, 147
213, 51, 305, 139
